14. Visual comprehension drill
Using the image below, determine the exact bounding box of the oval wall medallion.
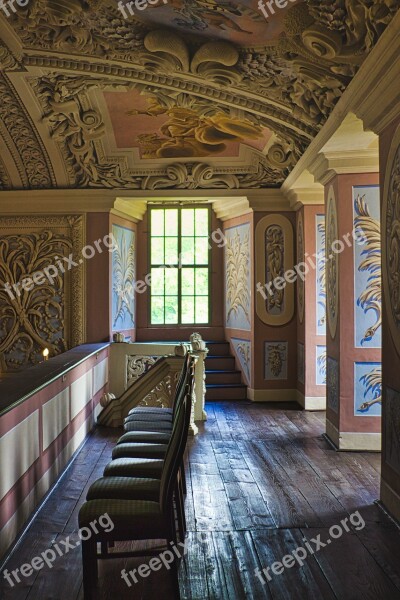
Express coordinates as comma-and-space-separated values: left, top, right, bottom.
326, 186, 339, 340
382, 125, 400, 357
255, 214, 294, 326
297, 211, 305, 324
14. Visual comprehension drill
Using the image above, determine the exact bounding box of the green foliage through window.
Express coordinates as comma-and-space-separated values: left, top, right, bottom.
150, 207, 210, 325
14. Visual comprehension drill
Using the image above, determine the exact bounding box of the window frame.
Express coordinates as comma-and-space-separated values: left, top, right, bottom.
148, 204, 212, 327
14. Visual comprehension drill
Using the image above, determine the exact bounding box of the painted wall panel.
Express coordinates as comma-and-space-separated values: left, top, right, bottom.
316, 215, 326, 336
354, 362, 382, 417
112, 224, 135, 331
71, 370, 93, 420
225, 224, 251, 331
42, 389, 70, 451
0, 411, 40, 500
93, 358, 109, 395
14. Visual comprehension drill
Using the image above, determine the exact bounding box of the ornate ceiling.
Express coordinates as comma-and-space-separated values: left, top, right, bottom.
0, 0, 398, 191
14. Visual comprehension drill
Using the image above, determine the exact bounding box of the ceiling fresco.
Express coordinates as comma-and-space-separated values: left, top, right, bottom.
0, 0, 398, 191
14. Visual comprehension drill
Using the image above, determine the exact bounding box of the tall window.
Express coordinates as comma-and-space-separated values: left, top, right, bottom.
150, 206, 210, 325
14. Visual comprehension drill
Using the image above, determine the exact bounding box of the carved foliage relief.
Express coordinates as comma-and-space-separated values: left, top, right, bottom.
383, 129, 400, 358
232, 338, 251, 385
0, 216, 85, 370
326, 187, 339, 340
297, 211, 305, 324
112, 224, 135, 331
225, 224, 251, 331
256, 214, 294, 326
265, 342, 288, 381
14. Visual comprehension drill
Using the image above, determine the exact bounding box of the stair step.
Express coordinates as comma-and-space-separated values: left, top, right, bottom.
205, 341, 231, 356
205, 356, 236, 370
206, 370, 242, 384
206, 384, 247, 401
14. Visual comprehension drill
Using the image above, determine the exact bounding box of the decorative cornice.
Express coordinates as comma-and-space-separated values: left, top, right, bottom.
285, 170, 324, 209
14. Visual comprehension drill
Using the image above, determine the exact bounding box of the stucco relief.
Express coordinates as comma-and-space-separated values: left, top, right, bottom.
297, 211, 305, 324
326, 187, 339, 340
256, 215, 294, 326
382, 128, 400, 358
0, 216, 85, 371
225, 224, 251, 331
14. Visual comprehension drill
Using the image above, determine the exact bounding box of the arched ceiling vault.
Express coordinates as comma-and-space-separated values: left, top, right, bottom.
0, 0, 398, 192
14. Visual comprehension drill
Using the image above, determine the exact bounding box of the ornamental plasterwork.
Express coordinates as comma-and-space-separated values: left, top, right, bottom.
326, 187, 339, 340
138, 370, 180, 409
382, 126, 400, 358
0, 1, 397, 191
225, 227, 251, 327
126, 355, 161, 388
297, 211, 305, 324
0, 215, 85, 371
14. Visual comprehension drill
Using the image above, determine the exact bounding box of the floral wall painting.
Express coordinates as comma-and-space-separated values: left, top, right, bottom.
265, 342, 288, 381
256, 214, 294, 326
112, 225, 135, 331
316, 215, 326, 337
225, 223, 251, 331
316, 346, 327, 386
385, 387, 400, 475
354, 362, 382, 417
232, 338, 251, 384
353, 187, 381, 348
327, 357, 339, 413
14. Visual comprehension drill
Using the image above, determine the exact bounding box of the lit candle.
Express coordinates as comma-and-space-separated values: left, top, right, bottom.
42, 348, 49, 361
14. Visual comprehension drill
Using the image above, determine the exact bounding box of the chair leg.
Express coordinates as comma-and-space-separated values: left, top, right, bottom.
82, 539, 98, 600
169, 540, 181, 600
178, 478, 187, 538
175, 483, 185, 542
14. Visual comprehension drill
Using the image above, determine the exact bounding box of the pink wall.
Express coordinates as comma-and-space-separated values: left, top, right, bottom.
86, 213, 111, 343
326, 173, 381, 435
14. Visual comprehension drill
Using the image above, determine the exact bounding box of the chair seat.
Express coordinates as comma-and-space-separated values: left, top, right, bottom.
124, 412, 174, 424
87, 476, 160, 501
79, 499, 168, 539
124, 420, 173, 433
117, 431, 171, 445
104, 457, 163, 479
112, 443, 168, 460
128, 406, 174, 416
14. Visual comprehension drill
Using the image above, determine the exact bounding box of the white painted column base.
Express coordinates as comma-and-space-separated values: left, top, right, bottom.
325, 419, 381, 451
296, 391, 326, 411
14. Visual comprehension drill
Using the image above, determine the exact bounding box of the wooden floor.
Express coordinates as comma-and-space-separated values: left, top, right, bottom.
2, 402, 400, 600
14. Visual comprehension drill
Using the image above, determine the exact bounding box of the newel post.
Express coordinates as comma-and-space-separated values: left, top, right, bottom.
188, 333, 208, 436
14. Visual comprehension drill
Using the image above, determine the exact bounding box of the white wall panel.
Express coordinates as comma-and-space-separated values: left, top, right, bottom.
42, 388, 70, 451
71, 370, 93, 420
93, 358, 108, 395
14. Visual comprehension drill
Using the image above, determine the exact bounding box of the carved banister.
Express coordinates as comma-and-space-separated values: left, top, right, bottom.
97, 356, 184, 428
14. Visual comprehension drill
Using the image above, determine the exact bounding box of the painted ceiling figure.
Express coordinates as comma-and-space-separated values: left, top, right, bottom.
130, 106, 263, 158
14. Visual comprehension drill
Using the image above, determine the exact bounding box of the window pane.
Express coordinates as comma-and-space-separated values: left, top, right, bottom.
195, 209, 209, 236
196, 268, 208, 296
195, 238, 209, 264
165, 237, 178, 265
182, 268, 194, 295
182, 296, 195, 324
196, 297, 209, 323
151, 210, 164, 236
165, 268, 178, 295
182, 209, 194, 236
151, 296, 164, 324
181, 237, 195, 264
151, 238, 164, 264
165, 297, 178, 324
151, 268, 164, 295
165, 209, 178, 236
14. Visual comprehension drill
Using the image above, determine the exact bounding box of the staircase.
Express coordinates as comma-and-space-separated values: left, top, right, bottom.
205, 341, 248, 401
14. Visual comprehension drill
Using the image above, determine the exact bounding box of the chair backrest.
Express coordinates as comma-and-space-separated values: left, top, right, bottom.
160, 362, 195, 514
172, 351, 191, 418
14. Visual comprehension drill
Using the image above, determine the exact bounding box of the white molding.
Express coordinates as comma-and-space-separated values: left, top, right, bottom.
296, 391, 326, 411
247, 388, 298, 403
326, 419, 381, 451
